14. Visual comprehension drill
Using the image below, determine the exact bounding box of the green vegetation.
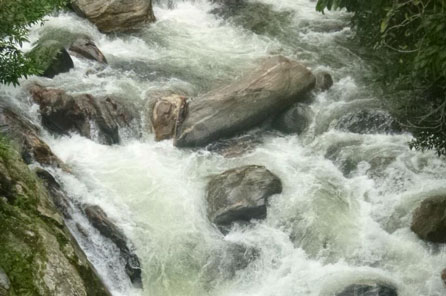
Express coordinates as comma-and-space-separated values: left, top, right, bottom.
0, 0, 67, 85
316, 0, 446, 155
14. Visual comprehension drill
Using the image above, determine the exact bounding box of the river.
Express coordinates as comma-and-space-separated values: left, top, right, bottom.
2, 0, 446, 295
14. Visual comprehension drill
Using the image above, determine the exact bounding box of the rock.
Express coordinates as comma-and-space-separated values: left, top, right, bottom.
71, 0, 156, 33
0, 107, 65, 168
411, 195, 446, 243
84, 205, 142, 287
441, 269, 446, 286
315, 71, 333, 91
174, 56, 315, 147
150, 95, 187, 141
335, 110, 401, 135
206, 165, 282, 226
206, 131, 263, 158
69, 36, 107, 64
30, 84, 140, 145
272, 103, 313, 134
27, 40, 74, 78
0, 139, 110, 296
35, 169, 72, 219
335, 283, 397, 296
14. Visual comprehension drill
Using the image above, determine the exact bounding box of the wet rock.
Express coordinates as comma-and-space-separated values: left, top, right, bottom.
84, 205, 142, 287
441, 269, 446, 286
27, 40, 74, 78
35, 169, 72, 219
69, 36, 107, 64
150, 95, 187, 141
174, 56, 315, 147
411, 195, 446, 243
315, 71, 333, 91
0, 107, 65, 168
335, 110, 401, 135
272, 103, 313, 134
71, 0, 156, 33
335, 283, 397, 296
206, 131, 263, 158
206, 165, 282, 226
30, 84, 140, 145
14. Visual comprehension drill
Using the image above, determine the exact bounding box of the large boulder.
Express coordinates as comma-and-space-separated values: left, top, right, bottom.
174, 56, 315, 147
71, 0, 156, 33
30, 85, 140, 144
411, 195, 446, 243
69, 36, 107, 64
0, 107, 65, 168
84, 205, 142, 287
272, 103, 313, 134
27, 40, 74, 78
206, 165, 282, 226
335, 283, 397, 296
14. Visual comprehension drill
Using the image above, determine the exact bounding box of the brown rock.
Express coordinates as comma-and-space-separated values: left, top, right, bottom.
150, 95, 188, 141
71, 0, 156, 33
69, 36, 107, 64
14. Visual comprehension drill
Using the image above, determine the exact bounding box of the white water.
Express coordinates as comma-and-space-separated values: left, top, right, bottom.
2, 0, 446, 295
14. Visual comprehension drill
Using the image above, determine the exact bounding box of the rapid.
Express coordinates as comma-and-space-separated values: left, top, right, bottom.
1, 0, 446, 295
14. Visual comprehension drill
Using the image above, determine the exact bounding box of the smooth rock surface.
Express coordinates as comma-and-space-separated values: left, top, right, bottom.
71, 0, 156, 33
84, 205, 142, 287
30, 85, 140, 145
69, 36, 107, 64
206, 165, 282, 226
174, 56, 315, 147
272, 103, 313, 134
28, 40, 74, 78
411, 195, 446, 243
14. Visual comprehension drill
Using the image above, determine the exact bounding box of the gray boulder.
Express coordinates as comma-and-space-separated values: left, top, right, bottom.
84, 205, 142, 287
30, 84, 140, 145
272, 103, 313, 134
71, 0, 156, 33
335, 283, 397, 296
174, 56, 315, 147
411, 195, 446, 243
69, 36, 107, 64
27, 40, 74, 78
206, 165, 282, 226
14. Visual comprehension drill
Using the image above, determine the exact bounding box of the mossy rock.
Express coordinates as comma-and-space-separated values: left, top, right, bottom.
27, 40, 74, 78
0, 137, 110, 296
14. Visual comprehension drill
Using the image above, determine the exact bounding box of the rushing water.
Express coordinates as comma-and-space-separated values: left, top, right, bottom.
2, 0, 446, 295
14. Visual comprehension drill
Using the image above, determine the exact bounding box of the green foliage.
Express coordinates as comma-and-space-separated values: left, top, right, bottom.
0, 0, 68, 86
316, 0, 446, 155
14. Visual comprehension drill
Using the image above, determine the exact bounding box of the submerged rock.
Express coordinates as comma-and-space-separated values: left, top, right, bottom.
272, 103, 313, 134
30, 85, 140, 145
71, 0, 156, 33
27, 40, 74, 78
84, 205, 142, 287
206, 131, 263, 158
315, 71, 333, 91
335, 110, 401, 135
335, 283, 397, 296
174, 56, 315, 147
206, 165, 282, 226
411, 195, 446, 243
150, 95, 188, 141
69, 36, 107, 64
0, 107, 65, 168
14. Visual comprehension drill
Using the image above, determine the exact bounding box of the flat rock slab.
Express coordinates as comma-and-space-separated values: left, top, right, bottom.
206, 165, 282, 226
174, 56, 315, 147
